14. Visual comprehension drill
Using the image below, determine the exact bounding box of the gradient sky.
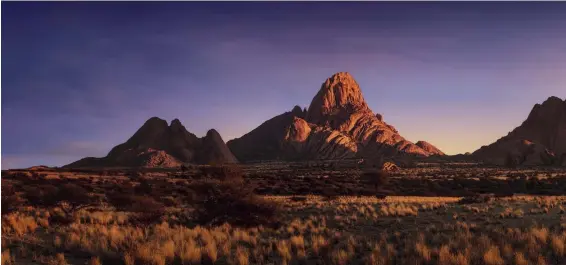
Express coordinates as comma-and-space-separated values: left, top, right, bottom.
2, 2, 566, 169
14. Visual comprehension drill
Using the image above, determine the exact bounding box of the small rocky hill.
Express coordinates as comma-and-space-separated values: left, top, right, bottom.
65, 117, 237, 168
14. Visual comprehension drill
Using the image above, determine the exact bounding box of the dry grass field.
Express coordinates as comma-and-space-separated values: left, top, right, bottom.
2, 163, 566, 265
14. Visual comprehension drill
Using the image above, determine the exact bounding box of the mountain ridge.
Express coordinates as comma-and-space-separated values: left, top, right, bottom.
227, 72, 444, 161
65, 117, 237, 168
473, 96, 566, 166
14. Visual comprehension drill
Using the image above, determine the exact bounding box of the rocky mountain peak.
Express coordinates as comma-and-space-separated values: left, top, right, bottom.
139, 117, 169, 132
229, 72, 444, 161
170, 118, 183, 127
544, 96, 565, 104
306, 72, 369, 124
205, 128, 222, 139
527, 96, 565, 122
124, 117, 169, 148
291, 105, 306, 119
197, 128, 238, 164
518, 96, 566, 133
473, 96, 566, 166
169, 118, 189, 134
66, 117, 238, 168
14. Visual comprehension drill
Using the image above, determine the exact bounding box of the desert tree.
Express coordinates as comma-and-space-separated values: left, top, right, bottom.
107, 193, 165, 224
189, 167, 279, 227
361, 169, 390, 197
21, 183, 97, 223
57, 183, 97, 215
134, 178, 153, 195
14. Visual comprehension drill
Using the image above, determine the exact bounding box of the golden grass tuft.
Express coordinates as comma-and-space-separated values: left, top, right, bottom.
1, 250, 13, 265
88, 256, 102, 265
531, 227, 549, 244
331, 249, 350, 265
234, 246, 249, 265
551, 235, 565, 257
2, 213, 38, 236
483, 246, 504, 265
514, 252, 528, 265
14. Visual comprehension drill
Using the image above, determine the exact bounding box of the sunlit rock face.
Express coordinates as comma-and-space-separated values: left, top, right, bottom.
473, 96, 566, 166
65, 118, 237, 168
416, 141, 445, 156
306, 72, 370, 127
228, 72, 444, 161
282, 117, 358, 160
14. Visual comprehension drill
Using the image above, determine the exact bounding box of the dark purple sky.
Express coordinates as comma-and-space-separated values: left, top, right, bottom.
2, 2, 566, 168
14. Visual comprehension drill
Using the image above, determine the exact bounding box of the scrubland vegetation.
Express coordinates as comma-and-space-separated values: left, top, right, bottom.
2, 163, 566, 264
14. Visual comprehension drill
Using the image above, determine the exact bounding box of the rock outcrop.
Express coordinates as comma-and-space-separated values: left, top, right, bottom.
416, 141, 445, 156
473, 96, 566, 166
194, 129, 239, 165
228, 72, 444, 161
65, 117, 237, 168
282, 117, 358, 160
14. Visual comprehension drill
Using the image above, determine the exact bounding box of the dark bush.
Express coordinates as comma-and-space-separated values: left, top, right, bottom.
200, 165, 244, 182
113, 181, 135, 193
321, 187, 339, 200
56, 183, 96, 215
22, 185, 60, 207
49, 212, 74, 225
161, 196, 180, 207
2, 171, 28, 180
108, 194, 163, 213
127, 171, 142, 180
135, 178, 153, 195
107, 193, 165, 224
361, 169, 390, 193
290, 196, 307, 202
1, 184, 24, 215
458, 194, 494, 204
189, 179, 279, 227
20, 183, 96, 220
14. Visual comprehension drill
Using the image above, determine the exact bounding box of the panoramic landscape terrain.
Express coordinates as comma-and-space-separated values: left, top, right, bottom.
2, 2, 566, 265
2, 72, 565, 265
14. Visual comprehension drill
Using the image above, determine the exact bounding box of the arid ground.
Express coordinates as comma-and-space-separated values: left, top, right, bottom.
2, 163, 566, 265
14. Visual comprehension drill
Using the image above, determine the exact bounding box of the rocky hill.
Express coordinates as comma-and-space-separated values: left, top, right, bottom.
65, 117, 237, 168
228, 72, 443, 161
473, 96, 566, 166
416, 141, 445, 156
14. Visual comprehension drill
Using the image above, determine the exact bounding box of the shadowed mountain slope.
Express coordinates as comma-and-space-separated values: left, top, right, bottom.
473, 96, 566, 166
65, 117, 237, 168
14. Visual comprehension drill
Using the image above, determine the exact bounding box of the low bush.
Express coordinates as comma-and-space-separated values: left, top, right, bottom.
1, 184, 24, 215
107, 193, 165, 224
189, 179, 279, 227
200, 165, 244, 182
19, 183, 96, 224
458, 194, 494, 204
22, 184, 60, 207
134, 178, 153, 195
361, 169, 390, 194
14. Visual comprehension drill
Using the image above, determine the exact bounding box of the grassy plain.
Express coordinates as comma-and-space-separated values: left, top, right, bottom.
2, 164, 566, 265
